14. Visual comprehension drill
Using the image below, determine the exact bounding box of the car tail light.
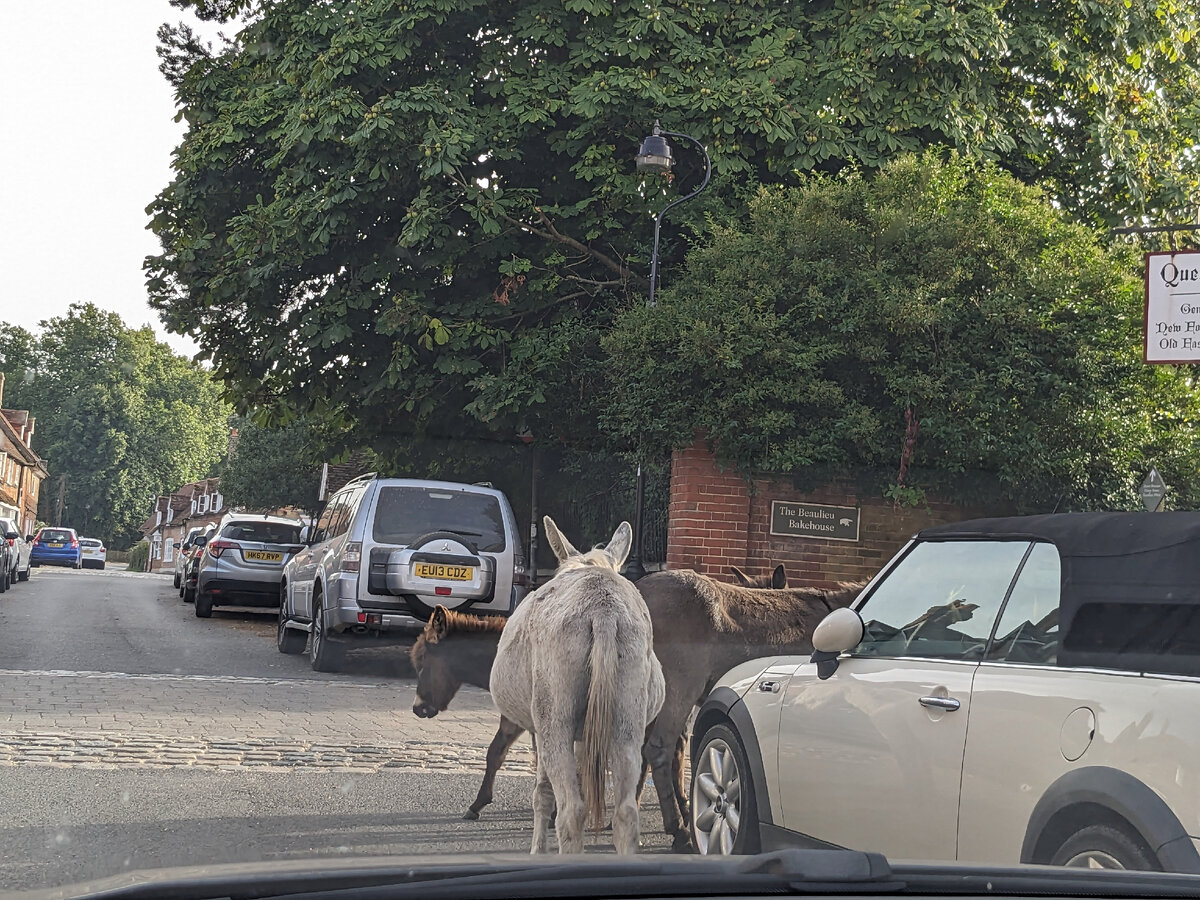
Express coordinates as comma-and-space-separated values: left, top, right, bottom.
208, 540, 238, 558
70, 538, 79, 548
513, 562, 529, 587
342, 542, 361, 573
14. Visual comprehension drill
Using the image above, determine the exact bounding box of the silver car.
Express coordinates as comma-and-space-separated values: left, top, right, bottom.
0, 517, 31, 589
172, 526, 204, 588
194, 514, 305, 618
278, 476, 528, 672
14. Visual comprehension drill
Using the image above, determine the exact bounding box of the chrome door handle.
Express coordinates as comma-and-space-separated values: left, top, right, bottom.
918, 696, 961, 712
758, 680, 781, 693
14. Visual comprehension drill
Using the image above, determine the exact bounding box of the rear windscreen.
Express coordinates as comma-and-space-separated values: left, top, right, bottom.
372, 487, 506, 552
39, 530, 73, 542
80, 540, 102, 547
221, 521, 301, 544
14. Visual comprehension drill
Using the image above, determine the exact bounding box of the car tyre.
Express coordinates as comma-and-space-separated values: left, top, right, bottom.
277, 587, 307, 655
195, 590, 214, 618
17, 565, 29, 582
0, 566, 8, 593
309, 594, 343, 673
1049, 823, 1159, 871
173, 573, 181, 589
691, 723, 760, 856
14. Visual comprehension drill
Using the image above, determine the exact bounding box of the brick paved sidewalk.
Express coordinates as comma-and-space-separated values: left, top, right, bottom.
0, 667, 530, 774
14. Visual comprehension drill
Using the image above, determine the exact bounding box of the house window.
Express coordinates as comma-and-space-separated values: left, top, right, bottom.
213, 493, 223, 512
199, 494, 210, 514
156, 509, 162, 526
152, 537, 162, 560
164, 538, 174, 563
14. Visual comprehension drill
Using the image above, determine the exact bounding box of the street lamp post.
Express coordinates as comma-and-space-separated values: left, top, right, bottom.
622, 121, 712, 581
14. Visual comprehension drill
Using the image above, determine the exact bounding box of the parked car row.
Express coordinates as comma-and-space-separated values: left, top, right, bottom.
180, 475, 529, 674
0, 523, 110, 588
0, 517, 32, 591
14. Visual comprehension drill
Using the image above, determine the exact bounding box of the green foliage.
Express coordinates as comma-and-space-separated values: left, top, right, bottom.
148, 0, 1200, 454
126, 540, 150, 573
603, 154, 1200, 511
0, 304, 230, 547
219, 415, 323, 515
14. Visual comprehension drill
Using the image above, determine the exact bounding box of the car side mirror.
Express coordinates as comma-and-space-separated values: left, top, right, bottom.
3, 531, 18, 541
811, 607, 865, 680
173, 541, 181, 549
299, 526, 311, 544
24, 535, 32, 543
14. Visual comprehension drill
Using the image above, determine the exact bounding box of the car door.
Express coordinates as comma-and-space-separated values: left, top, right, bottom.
957, 541, 1072, 864
292, 495, 341, 621
775, 539, 1031, 861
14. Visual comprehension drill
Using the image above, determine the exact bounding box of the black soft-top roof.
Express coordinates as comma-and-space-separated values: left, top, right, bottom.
917, 512, 1200, 676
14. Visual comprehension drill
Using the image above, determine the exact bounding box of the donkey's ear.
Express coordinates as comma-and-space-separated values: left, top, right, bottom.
771, 564, 788, 589
729, 566, 752, 586
543, 516, 579, 562
429, 605, 451, 642
605, 521, 633, 568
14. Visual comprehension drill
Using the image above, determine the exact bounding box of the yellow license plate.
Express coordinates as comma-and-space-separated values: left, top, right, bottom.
244, 550, 283, 562
48, 543, 63, 548
414, 562, 474, 581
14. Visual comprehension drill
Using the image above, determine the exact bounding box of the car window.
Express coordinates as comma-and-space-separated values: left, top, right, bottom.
313, 495, 343, 544
38, 529, 74, 542
80, 539, 103, 548
329, 490, 355, 539
853, 540, 1031, 661
987, 542, 1061, 665
220, 521, 302, 544
372, 487, 506, 552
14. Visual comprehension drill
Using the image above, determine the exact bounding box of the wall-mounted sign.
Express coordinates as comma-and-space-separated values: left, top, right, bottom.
1145, 250, 1200, 364
770, 501, 860, 542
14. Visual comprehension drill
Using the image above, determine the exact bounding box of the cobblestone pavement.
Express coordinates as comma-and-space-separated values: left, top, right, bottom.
0, 666, 533, 775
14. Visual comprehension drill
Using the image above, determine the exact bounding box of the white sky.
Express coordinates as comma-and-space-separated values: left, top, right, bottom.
0, 2, 228, 358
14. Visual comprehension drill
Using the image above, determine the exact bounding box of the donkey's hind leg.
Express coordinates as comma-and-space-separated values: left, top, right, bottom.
530, 750, 556, 854
611, 738, 646, 855
541, 728, 585, 853
466, 716, 525, 820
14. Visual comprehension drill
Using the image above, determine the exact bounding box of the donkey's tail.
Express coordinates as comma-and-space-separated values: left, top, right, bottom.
582, 616, 618, 836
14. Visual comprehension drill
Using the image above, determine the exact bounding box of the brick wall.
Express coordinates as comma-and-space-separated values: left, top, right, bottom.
668, 438, 1003, 587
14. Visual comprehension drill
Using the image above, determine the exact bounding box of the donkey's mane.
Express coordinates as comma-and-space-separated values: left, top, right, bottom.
671, 570, 864, 641
437, 608, 508, 635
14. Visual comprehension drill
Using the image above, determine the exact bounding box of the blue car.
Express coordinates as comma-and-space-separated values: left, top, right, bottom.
30, 527, 82, 569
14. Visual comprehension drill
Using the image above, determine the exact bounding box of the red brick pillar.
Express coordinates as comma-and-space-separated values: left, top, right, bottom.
666, 438, 750, 579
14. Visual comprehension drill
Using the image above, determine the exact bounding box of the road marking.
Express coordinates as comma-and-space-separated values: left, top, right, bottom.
0, 667, 404, 689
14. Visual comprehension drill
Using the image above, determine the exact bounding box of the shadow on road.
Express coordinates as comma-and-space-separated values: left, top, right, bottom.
205, 606, 419, 680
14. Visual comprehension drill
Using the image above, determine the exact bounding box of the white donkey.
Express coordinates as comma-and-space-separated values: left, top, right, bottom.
490, 516, 665, 854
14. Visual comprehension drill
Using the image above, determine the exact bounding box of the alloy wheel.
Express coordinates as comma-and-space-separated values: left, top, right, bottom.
1062, 850, 1126, 869
693, 738, 742, 855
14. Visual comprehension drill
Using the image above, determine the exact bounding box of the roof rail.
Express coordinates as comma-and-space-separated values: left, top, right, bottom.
341, 472, 378, 487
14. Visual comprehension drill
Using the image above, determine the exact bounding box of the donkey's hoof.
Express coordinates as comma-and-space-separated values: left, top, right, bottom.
462, 809, 480, 821
671, 832, 696, 854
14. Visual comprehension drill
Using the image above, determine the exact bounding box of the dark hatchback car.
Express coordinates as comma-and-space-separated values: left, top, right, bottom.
29, 527, 81, 569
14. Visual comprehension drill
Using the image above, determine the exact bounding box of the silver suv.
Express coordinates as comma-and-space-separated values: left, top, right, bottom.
195, 513, 306, 618
278, 475, 528, 672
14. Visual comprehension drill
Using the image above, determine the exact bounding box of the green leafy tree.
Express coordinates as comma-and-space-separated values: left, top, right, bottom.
603, 153, 1200, 511
219, 416, 323, 515
1, 303, 230, 547
147, 0, 1200, 455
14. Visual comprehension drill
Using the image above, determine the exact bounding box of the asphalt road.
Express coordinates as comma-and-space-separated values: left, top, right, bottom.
0, 568, 671, 895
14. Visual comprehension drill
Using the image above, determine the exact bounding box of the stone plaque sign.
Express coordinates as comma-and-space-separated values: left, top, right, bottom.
770, 501, 860, 542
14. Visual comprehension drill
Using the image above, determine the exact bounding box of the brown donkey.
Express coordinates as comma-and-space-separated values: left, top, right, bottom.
636, 571, 864, 851
409, 606, 522, 820
410, 566, 862, 840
